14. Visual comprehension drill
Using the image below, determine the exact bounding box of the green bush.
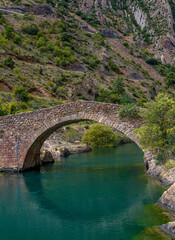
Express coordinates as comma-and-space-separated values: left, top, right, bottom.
62, 127, 83, 143
0, 99, 8, 116
146, 58, 159, 65
22, 23, 39, 35
113, 78, 125, 93
5, 24, 14, 39
60, 32, 72, 42
135, 94, 175, 158
165, 72, 175, 87
118, 104, 139, 119
82, 124, 117, 149
4, 56, 15, 68
109, 61, 120, 73
13, 86, 29, 102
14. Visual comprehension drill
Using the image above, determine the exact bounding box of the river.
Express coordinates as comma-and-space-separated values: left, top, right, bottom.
0, 143, 171, 240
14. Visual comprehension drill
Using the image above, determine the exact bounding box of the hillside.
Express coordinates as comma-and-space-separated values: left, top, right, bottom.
0, 0, 175, 114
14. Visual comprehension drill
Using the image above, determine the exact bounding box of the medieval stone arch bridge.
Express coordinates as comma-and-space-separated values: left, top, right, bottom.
0, 101, 156, 172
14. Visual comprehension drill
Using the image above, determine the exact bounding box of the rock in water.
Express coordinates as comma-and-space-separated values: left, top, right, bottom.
158, 182, 175, 211
160, 222, 175, 239
41, 150, 54, 164
60, 147, 70, 157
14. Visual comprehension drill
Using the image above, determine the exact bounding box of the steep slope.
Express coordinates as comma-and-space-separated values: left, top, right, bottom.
0, 0, 174, 114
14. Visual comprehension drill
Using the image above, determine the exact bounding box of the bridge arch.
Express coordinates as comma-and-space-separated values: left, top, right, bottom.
0, 101, 156, 172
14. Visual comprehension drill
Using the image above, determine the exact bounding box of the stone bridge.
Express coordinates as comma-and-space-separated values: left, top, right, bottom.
0, 101, 156, 172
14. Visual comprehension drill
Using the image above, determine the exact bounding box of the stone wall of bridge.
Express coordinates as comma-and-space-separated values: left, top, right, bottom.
0, 101, 157, 171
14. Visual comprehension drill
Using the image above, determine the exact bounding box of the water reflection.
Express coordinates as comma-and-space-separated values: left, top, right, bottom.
0, 144, 170, 240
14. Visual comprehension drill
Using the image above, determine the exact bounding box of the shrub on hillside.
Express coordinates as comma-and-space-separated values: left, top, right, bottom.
4, 56, 15, 68
146, 58, 159, 65
109, 61, 120, 73
13, 86, 29, 102
22, 23, 39, 35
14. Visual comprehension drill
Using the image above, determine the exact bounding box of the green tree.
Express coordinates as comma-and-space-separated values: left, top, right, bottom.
22, 23, 39, 35
13, 86, 29, 102
109, 61, 120, 73
113, 77, 125, 94
4, 56, 15, 68
82, 124, 117, 149
165, 72, 175, 87
135, 94, 175, 158
60, 32, 72, 42
0, 99, 8, 116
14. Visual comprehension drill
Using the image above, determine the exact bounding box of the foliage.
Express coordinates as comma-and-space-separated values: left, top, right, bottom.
113, 78, 125, 93
61, 127, 83, 143
146, 58, 159, 65
165, 72, 175, 87
109, 61, 120, 73
22, 23, 39, 35
135, 94, 175, 159
82, 124, 117, 149
13, 86, 29, 102
4, 56, 15, 68
0, 98, 8, 116
118, 104, 139, 119
60, 32, 72, 42
115, 132, 132, 144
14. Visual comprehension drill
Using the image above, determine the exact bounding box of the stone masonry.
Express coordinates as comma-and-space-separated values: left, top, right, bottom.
0, 101, 157, 171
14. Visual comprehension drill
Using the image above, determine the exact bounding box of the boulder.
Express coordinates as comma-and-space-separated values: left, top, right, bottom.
160, 222, 175, 238
100, 29, 120, 39
41, 150, 54, 164
60, 147, 70, 157
158, 182, 175, 211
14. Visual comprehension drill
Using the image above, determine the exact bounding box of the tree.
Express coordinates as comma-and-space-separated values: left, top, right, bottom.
165, 72, 175, 87
135, 94, 175, 158
146, 58, 159, 65
13, 86, 29, 102
0, 99, 8, 116
4, 56, 15, 68
82, 124, 117, 149
60, 32, 72, 42
109, 60, 120, 73
22, 23, 39, 35
113, 77, 125, 94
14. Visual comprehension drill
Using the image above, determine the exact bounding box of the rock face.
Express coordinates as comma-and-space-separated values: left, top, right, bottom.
42, 141, 91, 160
100, 29, 120, 39
147, 164, 175, 187
160, 222, 175, 238
41, 150, 54, 164
158, 182, 175, 211
59, 147, 70, 157
0, 4, 60, 18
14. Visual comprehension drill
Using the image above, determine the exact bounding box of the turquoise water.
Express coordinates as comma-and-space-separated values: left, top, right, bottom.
0, 144, 170, 240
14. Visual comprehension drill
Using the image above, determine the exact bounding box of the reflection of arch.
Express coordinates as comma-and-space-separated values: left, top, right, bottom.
0, 101, 156, 171
22, 149, 147, 221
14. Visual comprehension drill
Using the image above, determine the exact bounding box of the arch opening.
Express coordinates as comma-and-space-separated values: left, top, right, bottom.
23, 118, 142, 171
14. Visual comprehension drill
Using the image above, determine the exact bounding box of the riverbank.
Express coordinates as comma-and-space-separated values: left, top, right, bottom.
38, 122, 175, 239
139, 153, 175, 238
40, 122, 133, 164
